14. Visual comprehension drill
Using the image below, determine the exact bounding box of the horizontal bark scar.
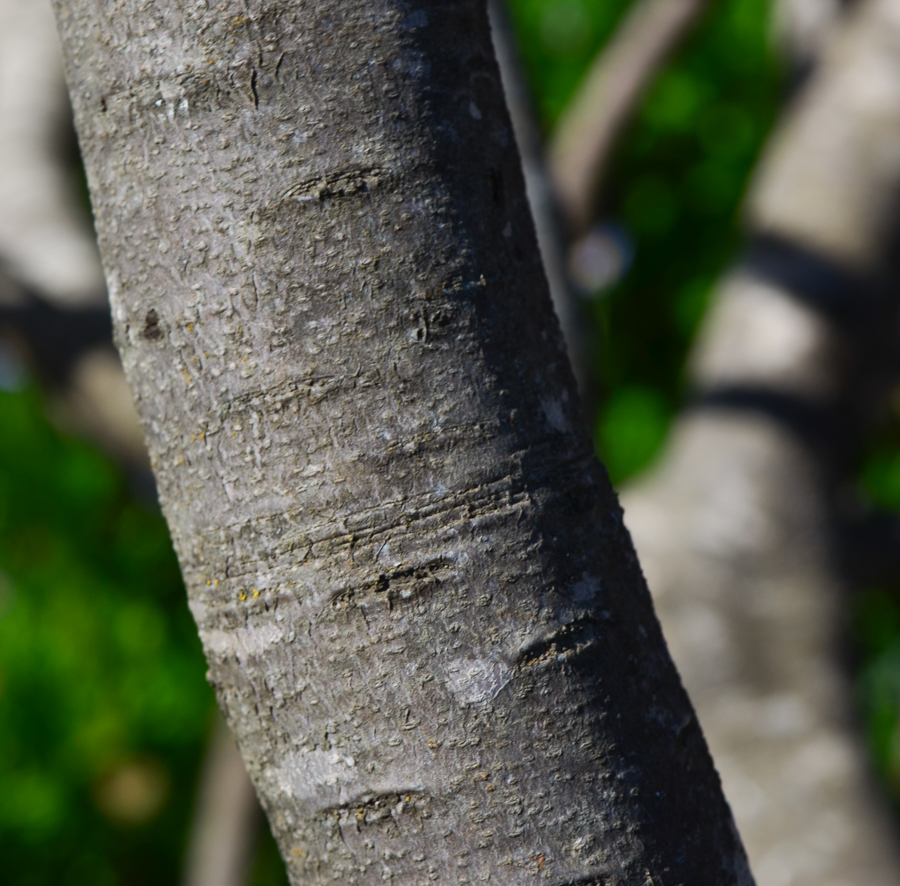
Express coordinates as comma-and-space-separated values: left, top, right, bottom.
279, 166, 387, 205
548, 877, 609, 886
516, 617, 608, 669
319, 790, 425, 829
330, 556, 458, 608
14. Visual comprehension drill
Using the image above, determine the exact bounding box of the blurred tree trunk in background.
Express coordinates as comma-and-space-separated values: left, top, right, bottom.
52, 0, 753, 883
0, 0, 102, 305
182, 714, 261, 886
622, 0, 900, 881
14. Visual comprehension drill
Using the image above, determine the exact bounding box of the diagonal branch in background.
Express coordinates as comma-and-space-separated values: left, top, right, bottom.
182, 713, 262, 886
549, 0, 712, 235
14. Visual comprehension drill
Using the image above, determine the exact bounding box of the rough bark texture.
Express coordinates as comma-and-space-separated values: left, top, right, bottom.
53, 2, 751, 883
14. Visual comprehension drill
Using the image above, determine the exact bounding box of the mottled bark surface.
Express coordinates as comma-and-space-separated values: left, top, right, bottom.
53, 2, 751, 883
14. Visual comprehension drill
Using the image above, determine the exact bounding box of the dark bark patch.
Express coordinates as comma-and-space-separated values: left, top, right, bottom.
249, 67, 260, 107
331, 557, 457, 612
489, 166, 504, 205
142, 308, 162, 341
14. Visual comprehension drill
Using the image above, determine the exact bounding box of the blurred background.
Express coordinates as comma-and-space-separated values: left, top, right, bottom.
5, 0, 900, 882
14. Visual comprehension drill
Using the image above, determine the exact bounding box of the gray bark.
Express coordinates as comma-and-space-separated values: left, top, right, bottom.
52, 1, 752, 883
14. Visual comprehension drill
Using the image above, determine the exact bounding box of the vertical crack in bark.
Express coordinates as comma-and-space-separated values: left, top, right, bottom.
250, 66, 260, 108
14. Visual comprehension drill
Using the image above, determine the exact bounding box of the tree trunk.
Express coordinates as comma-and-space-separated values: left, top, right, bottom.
52, 1, 751, 883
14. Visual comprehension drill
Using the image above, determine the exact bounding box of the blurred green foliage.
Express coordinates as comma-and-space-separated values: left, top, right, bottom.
0, 387, 211, 883
0, 385, 288, 883
854, 591, 900, 791
3, 0, 900, 881
862, 445, 900, 512
512, 0, 783, 485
